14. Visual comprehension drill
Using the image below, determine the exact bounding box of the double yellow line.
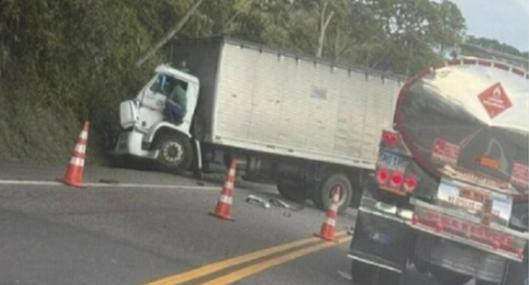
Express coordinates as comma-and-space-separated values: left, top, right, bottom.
145, 231, 351, 285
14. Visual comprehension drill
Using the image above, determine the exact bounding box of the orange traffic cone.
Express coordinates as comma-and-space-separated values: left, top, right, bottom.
315, 186, 341, 241
61, 121, 89, 187
209, 160, 237, 221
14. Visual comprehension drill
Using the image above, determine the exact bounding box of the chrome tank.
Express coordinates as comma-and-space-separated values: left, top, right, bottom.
394, 59, 529, 193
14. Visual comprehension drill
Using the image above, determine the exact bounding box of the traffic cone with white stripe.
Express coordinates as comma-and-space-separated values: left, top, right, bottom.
61, 121, 89, 187
209, 160, 237, 221
315, 186, 341, 241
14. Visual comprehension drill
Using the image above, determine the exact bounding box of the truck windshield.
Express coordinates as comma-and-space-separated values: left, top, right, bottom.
150, 74, 188, 97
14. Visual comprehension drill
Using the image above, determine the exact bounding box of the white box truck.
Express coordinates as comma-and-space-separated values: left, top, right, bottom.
114, 38, 402, 212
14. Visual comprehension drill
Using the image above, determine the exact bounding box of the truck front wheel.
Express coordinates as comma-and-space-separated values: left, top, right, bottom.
153, 134, 192, 174
313, 173, 353, 213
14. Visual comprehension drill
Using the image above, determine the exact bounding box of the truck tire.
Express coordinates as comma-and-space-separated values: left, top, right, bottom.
430, 266, 471, 285
153, 134, 192, 174
313, 173, 353, 213
276, 180, 306, 203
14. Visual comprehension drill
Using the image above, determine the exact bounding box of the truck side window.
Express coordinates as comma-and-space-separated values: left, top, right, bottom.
150, 74, 188, 97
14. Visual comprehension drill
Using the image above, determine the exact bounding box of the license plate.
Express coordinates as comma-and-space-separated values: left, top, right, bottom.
437, 178, 513, 224
379, 151, 407, 170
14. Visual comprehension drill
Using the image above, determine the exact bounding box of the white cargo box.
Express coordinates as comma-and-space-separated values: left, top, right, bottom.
171, 38, 402, 169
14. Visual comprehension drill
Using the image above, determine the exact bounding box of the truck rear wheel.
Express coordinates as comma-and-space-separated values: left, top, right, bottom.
313, 173, 353, 213
153, 134, 192, 174
276, 180, 306, 203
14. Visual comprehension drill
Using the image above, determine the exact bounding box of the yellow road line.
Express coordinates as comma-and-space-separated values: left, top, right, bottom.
144, 231, 346, 285
200, 235, 352, 285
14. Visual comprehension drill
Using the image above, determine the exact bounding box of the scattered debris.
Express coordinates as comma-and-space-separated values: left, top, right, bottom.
245, 194, 271, 209
269, 198, 291, 209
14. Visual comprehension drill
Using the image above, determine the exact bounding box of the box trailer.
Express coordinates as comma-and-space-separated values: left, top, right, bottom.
115, 38, 402, 212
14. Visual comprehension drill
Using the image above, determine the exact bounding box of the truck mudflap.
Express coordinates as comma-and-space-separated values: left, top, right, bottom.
348, 195, 415, 273
410, 198, 528, 262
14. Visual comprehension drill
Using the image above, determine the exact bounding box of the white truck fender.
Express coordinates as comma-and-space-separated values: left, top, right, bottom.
146, 122, 191, 144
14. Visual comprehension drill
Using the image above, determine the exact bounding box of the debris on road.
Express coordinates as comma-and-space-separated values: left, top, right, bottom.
245, 194, 271, 209
269, 198, 291, 209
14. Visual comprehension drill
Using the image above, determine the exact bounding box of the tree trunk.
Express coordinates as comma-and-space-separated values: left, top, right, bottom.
136, 0, 204, 68
315, 2, 334, 59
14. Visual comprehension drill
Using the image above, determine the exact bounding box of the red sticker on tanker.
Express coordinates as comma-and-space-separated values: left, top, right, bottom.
511, 162, 529, 189
478, 82, 512, 118
432, 138, 460, 165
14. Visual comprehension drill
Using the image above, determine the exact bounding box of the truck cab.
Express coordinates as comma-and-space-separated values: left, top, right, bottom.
114, 65, 200, 172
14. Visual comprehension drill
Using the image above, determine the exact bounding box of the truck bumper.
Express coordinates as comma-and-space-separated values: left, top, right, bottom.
113, 130, 158, 159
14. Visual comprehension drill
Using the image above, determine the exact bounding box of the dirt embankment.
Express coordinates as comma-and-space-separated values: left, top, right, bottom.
0, 95, 109, 165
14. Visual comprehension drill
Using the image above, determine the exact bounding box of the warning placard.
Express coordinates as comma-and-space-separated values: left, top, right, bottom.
478, 82, 512, 119
432, 138, 460, 165
511, 162, 529, 189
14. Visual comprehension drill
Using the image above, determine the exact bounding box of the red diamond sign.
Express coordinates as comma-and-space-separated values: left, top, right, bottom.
478, 82, 512, 118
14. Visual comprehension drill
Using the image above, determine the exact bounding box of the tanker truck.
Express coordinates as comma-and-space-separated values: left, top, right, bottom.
347, 58, 529, 284
113, 38, 402, 212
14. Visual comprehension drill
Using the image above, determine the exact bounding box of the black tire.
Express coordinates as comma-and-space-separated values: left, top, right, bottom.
276, 180, 307, 203
153, 134, 192, 174
430, 266, 472, 285
313, 173, 353, 213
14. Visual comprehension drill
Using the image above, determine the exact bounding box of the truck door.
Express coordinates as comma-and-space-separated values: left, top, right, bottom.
137, 72, 198, 135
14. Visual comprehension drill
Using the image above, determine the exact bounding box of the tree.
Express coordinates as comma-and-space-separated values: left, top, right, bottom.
136, 0, 204, 67
428, 0, 466, 55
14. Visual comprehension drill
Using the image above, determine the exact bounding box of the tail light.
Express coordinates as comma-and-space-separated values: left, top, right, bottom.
376, 168, 390, 184
382, 131, 400, 145
390, 171, 403, 187
403, 175, 418, 193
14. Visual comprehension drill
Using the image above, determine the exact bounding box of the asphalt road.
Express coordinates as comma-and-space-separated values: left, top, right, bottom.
0, 162, 473, 285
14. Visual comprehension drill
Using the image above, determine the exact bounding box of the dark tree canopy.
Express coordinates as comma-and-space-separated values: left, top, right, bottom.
0, 0, 522, 160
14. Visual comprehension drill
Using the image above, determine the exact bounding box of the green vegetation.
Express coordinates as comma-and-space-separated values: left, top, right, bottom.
0, 0, 522, 163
